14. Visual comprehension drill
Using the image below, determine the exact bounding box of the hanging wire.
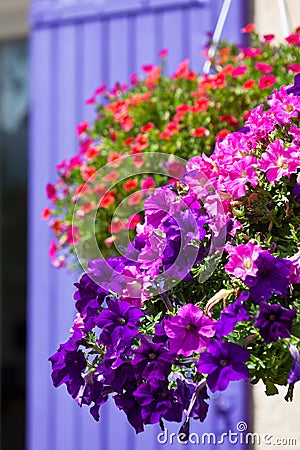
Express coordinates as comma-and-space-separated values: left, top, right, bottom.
277, 0, 291, 36
202, 0, 233, 75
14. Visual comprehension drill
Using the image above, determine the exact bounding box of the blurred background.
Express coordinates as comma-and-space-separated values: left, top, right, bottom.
0, 1, 300, 449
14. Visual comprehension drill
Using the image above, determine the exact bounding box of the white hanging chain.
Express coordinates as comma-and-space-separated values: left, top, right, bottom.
278, 0, 291, 37
203, 0, 233, 75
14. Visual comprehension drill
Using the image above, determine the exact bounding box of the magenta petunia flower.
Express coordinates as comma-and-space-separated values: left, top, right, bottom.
224, 242, 263, 281
259, 139, 300, 184
164, 304, 215, 356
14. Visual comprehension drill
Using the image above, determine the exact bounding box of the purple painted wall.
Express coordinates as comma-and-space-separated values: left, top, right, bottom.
28, 1, 251, 449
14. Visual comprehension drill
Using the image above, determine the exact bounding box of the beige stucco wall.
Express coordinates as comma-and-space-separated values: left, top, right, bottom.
253, 4, 300, 448
0, 0, 29, 41
254, 0, 300, 38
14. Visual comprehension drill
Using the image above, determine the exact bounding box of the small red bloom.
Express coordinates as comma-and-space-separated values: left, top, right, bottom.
109, 220, 124, 234
243, 79, 256, 90
141, 122, 155, 133
241, 23, 255, 33
94, 83, 106, 96
141, 176, 155, 191
46, 183, 57, 200
127, 192, 143, 206
120, 115, 134, 132
219, 115, 239, 128
193, 126, 210, 138
287, 63, 300, 73
124, 179, 138, 192
216, 129, 231, 142
255, 62, 273, 73
286, 34, 300, 46
41, 207, 51, 220
103, 170, 119, 182
258, 74, 277, 89
232, 66, 248, 78
77, 121, 89, 136
126, 213, 142, 230
100, 192, 116, 208
158, 48, 168, 59
263, 34, 275, 42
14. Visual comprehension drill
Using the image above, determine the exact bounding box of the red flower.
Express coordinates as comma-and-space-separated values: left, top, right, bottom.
193, 97, 210, 112
124, 179, 138, 192
103, 170, 119, 182
158, 48, 168, 59
141, 176, 155, 191
193, 126, 210, 138
109, 220, 124, 234
85, 146, 99, 159
126, 213, 142, 230
255, 62, 273, 73
216, 129, 231, 142
141, 122, 155, 133
128, 192, 143, 206
100, 192, 116, 208
243, 79, 256, 90
258, 75, 277, 89
120, 115, 134, 132
287, 63, 300, 73
46, 183, 57, 200
286, 34, 300, 46
263, 34, 275, 42
232, 66, 248, 78
241, 23, 255, 33
220, 115, 239, 128
41, 207, 51, 220
107, 153, 121, 167
77, 121, 88, 136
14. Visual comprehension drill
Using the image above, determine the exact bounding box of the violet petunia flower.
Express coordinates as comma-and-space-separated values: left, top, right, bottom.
49, 331, 86, 399
254, 302, 296, 344
288, 344, 300, 384
214, 292, 250, 338
244, 251, 291, 302
197, 341, 250, 392
164, 304, 215, 356
286, 73, 300, 96
133, 380, 178, 425
292, 182, 300, 203
95, 298, 144, 351
74, 273, 108, 331
133, 336, 175, 380
114, 390, 144, 434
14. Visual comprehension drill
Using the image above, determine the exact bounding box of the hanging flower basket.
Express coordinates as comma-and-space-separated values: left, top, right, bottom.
49, 74, 300, 436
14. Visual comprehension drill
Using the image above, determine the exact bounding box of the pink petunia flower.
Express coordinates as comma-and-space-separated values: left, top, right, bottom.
255, 62, 273, 73
225, 242, 263, 281
259, 140, 300, 184
164, 304, 216, 356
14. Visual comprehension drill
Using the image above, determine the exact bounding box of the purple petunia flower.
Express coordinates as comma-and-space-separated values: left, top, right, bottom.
134, 380, 180, 425
164, 304, 216, 356
286, 73, 300, 96
74, 274, 108, 331
97, 355, 136, 394
95, 298, 144, 352
288, 344, 300, 385
292, 182, 300, 203
197, 341, 250, 392
114, 390, 144, 434
75, 372, 109, 421
214, 292, 250, 338
49, 330, 86, 399
174, 378, 209, 422
133, 336, 175, 380
244, 251, 291, 302
254, 302, 296, 344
